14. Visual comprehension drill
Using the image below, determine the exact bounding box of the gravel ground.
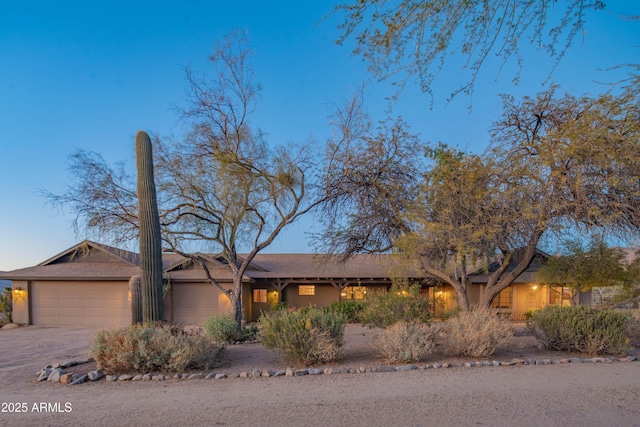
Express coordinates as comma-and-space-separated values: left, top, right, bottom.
0, 324, 639, 427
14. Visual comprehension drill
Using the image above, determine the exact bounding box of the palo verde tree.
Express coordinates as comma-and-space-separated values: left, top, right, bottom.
46, 32, 329, 330
535, 236, 631, 303
320, 83, 640, 310
333, 0, 611, 105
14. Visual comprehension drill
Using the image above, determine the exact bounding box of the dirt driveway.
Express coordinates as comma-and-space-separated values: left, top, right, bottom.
1, 325, 639, 427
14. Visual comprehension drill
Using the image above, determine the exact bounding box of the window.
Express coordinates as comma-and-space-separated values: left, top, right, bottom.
342, 286, 367, 300
298, 285, 315, 296
253, 289, 267, 303
491, 287, 513, 309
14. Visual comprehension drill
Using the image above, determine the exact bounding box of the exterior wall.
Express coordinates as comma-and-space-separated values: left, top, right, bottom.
284, 283, 340, 308
167, 282, 233, 325
29, 280, 130, 326
433, 284, 458, 316
513, 283, 546, 314
11, 281, 30, 325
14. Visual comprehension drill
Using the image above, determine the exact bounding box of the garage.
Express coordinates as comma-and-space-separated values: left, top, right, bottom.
30, 281, 130, 327
168, 282, 231, 325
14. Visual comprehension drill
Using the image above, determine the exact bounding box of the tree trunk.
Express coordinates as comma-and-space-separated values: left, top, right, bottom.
451, 283, 470, 311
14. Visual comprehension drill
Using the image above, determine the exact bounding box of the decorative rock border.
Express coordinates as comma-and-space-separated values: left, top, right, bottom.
36, 355, 638, 385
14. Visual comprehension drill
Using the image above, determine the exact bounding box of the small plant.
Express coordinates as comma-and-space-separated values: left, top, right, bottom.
440, 309, 513, 357
89, 323, 224, 373
527, 305, 629, 355
359, 283, 432, 328
373, 321, 437, 363
241, 323, 259, 341
325, 300, 367, 323
258, 306, 346, 365
272, 301, 288, 311
204, 313, 241, 343
0, 287, 12, 324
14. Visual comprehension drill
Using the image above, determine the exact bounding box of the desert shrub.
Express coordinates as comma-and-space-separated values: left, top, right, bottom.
241, 323, 259, 341
89, 323, 224, 373
527, 305, 629, 355
272, 301, 288, 311
373, 321, 437, 363
359, 284, 432, 328
0, 287, 12, 324
326, 300, 367, 323
258, 306, 346, 365
624, 309, 640, 343
204, 313, 240, 343
440, 309, 513, 357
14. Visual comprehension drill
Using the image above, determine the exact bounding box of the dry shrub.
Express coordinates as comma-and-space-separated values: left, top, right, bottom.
258, 306, 345, 365
373, 321, 437, 363
89, 323, 224, 373
359, 284, 433, 328
441, 309, 512, 357
527, 305, 629, 355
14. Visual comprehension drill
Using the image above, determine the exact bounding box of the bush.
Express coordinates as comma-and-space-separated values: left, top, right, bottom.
0, 287, 12, 324
89, 323, 224, 373
527, 305, 629, 355
440, 309, 513, 357
204, 313, 240, 343
258, 306, 346, 365
325, 300, 367, 323
359, 284, 433, 328
373, 321, 437, 363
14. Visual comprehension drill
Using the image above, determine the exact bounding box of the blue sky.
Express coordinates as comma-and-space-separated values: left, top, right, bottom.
1, 1, 638, 271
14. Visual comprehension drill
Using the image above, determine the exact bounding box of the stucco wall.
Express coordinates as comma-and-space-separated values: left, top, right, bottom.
284, 284, 340, 308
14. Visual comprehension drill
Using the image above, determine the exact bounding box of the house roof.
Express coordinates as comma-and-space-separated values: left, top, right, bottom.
467, 249, 551, 284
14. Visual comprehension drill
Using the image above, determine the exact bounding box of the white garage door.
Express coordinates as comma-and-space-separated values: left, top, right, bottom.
30, 281, 130, 327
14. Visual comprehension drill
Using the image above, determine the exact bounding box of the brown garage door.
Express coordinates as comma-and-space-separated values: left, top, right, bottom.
170, 283, 231, 325
30, 281, 130, 327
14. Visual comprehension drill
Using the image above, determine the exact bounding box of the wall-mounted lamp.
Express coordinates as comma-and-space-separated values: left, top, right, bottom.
532, 285, 538, 291
13, 287, 23, 296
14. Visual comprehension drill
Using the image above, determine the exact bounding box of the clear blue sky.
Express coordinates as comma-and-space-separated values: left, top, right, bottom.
1, 1, 638, 271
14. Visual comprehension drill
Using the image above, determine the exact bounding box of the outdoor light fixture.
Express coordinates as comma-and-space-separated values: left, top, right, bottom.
13, 287, 22, 295
532, 285, 538, 290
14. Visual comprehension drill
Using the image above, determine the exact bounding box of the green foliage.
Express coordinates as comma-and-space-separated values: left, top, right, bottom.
359, 284, 432, 328
240, 323, 259, 341
0, 287, 12, 324
204, 313, 241, 343
272, 301, 288, 311
536, 237, 631, 295
89, 323, 224, 373
325, 300, 367, 323
135, 130, 164, 322
527, 305, 630, 355
440, 309, 513, 357
258, 306, 346, 365
373, 321, 437, 363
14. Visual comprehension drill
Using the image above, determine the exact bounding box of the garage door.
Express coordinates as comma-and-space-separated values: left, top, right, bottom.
170, 283, 231, 325
30, 281, 130, 327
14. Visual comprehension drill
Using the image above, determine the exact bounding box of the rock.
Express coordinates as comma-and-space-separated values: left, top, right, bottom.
88, 370, 103, 381
173, 374, 181, 380
261, 371, 271, 378
37, 368, 52, 382
118, 374, 133, 381
188, 373, 203, 380
442, 363, 451, 368
106, 375, 118, 382
395, 365, 417, 371
285, 368, 294, 377
373, 366, 395, 372
621, 355, 638, 362
215, 373, 227, 379
308, 368, 323, 375
559, 358, 570, 364
47, 368, 64, 382
239, 372, 249, 378
492, 361, 501, 366
464, 362, 474, 368
205, 373, 217, 379
323, 368, 334, 375
152, 375, 165, 381
272, 370, 286, 376
1, 323, 19, 330
142, 373, 153, 380
433, 363, 442, 369
251, 369, 262, 378
132, 375, 143, 381
502, 361, 516, 366
511, 358, 526, 365
59, 373, 74, 384
70, 375, 87, 385
294, 369, 308, 376
568, 358, 584, 363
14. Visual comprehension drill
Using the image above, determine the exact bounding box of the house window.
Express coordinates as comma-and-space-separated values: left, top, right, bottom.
299, 285, 315, 296
491, 287, 513, 309
342, 286, 367, 300
253, 289, 267, 303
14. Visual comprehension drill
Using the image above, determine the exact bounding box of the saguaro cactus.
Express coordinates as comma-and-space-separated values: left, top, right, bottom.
135, 130, 163, 322
129, 275, 142, 324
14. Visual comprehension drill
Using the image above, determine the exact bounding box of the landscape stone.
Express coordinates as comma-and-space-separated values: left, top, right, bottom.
69, 375, 87, 385
251, 369, 262, 378
323, 368, 334, 375
47, 368, 64, 382
132, 375, 143, 381
285, 368, 294, 377
373, 366, 395, 372
239, 372, 249, 378
215, 373, 227, 379
308, 368, 323, 375
142, 373, 153, 380
59, 373, 74, 384
395, 365, 417, 371
106, 375, 118, 381
188, 373, 203, 380
88, 370, 103, 381
294, 369, 308, 376
37, 368, 52, 382
118, 374, 133, 381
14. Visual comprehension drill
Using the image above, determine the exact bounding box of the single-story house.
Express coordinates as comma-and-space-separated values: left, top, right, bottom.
0, 240, 590, 327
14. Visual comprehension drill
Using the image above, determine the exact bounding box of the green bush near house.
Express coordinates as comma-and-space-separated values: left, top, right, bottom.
325, 300, 367, 323
204, 313, 241, 344
89, 323, 224, 373
359, 284, 432, 328
258, 306, 346, 365
440, 309, 513, 357
0, 287, 12, 325
526, 305, 630, 355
